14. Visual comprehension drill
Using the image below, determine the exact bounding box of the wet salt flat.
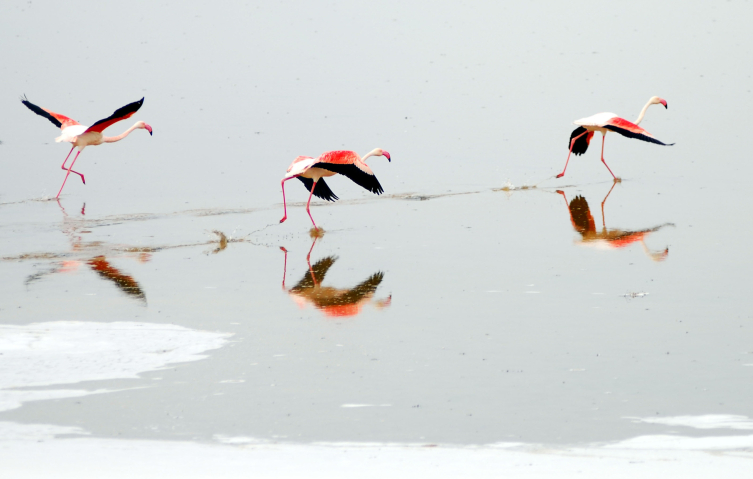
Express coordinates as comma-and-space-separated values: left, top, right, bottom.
2, 1, 753, 477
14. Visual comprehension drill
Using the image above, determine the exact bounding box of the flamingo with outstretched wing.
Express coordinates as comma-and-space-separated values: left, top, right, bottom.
22, 96, 153, 197
279, 148, 391, 229
557, 96, 673, 180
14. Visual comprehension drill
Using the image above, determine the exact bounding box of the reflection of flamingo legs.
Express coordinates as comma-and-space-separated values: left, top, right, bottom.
556, 189, 569, 206
280, 247, 289, 289
600, 181, 618, 229
56, 198, 68, 216
56, 199, 86, 217
280, 237, 320, 289
305, 236, 320, 285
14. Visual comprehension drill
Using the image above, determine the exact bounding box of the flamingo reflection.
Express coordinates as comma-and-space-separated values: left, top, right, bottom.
281, 238, 391, 317
557, 183, 673, 261
24, 201, 148, 302
87, 256, 146, 300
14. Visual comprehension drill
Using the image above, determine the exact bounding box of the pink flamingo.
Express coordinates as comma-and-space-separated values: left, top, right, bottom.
21, 96, 153, 198
279, 148, 391, 229
557, 96, 673, 180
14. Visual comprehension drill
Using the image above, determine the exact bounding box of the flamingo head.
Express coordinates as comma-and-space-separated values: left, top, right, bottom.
651, 96, 668, 109
373, 148, 391, 162
137, 121, 153, 135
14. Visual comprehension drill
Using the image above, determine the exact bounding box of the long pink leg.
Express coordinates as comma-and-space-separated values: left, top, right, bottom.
56, 151, 82, 198
599, 133, 618, 180
60, 146, 86, 184
305, 180, 319, 230
556, 131, 587, 179
279, 176, 296, 223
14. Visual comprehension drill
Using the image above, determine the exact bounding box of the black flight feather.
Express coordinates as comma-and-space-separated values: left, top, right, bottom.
313, 163, 384, 195
21, 95, 62, 128
604, 125, 674, 146
297, 177, 339, 201
88, 97, 144, 131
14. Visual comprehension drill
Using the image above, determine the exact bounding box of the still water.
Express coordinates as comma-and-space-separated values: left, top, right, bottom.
1, 0, 752, 475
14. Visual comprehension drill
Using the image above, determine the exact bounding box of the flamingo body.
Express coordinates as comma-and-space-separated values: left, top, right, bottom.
21, 96, 153, 198
557, 96, 673, 180
56, 125, 88, 143
279, 148, 391, 229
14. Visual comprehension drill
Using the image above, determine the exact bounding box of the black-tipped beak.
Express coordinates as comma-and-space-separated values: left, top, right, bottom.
383, 151, 391, 162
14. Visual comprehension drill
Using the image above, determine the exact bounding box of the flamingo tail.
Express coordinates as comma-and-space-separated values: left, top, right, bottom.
570, 127, 593, 156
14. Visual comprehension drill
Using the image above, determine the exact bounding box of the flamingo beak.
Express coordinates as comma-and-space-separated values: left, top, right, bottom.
660, 99, 668, 109
383, 151, 391, 162
144, 124, 153, 136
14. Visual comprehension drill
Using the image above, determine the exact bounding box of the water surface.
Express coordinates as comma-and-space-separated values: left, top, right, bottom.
1, 0, 752, 470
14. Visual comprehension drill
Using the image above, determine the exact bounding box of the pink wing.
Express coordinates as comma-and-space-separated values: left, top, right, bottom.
604, 117, 674, 146
318, 150, 360, 165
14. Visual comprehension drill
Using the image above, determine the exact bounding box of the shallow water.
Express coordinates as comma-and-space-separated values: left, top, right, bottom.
1, 0, 753, 474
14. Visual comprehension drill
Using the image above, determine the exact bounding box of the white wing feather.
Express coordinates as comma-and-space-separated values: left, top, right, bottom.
55, 125, 88, 143
574, 112, 618, 127
284, 157, 318, 179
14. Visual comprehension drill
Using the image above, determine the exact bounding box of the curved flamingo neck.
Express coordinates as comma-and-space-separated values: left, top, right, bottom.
634, 99, 655, 125
360, 149, 379, 162
103, 123, 139, 143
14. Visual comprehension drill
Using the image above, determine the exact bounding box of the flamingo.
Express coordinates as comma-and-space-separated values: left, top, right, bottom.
21, 96, 153, 198
557, 96, 674, 180
279, 148, 391, 229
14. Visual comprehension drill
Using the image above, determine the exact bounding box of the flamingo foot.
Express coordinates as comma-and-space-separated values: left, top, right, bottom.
279, 216, 287, 223
556, 173, 564, 179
